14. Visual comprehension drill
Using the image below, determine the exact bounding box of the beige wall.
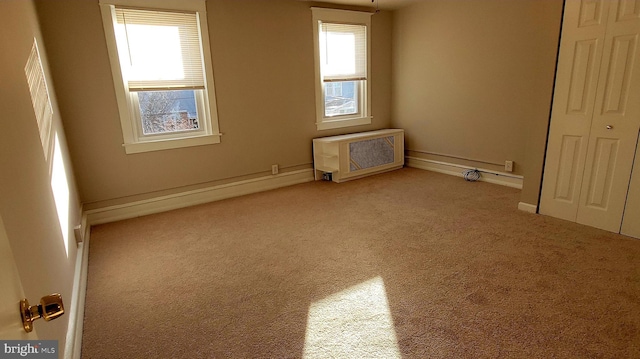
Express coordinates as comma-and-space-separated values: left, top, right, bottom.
392, 0, 563, 205
29, 0, 562, 211
34, 0, 393, 208
0, 0, 81, 350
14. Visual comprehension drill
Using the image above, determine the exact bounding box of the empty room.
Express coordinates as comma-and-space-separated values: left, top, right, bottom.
1, 0, 639, 357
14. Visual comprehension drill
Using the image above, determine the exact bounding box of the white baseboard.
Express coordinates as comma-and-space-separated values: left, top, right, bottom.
85, 169, 315, 226
405, 156, 524, 189
518, 202, 538, 214
64, 232, 90, 359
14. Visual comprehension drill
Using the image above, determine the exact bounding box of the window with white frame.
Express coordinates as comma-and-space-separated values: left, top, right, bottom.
312, 8, 372, 131
99, 0, 220, 154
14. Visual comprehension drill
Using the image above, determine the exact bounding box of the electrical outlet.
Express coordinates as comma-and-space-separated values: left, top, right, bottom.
272, 164, 279, 175
505, 160, 514, 173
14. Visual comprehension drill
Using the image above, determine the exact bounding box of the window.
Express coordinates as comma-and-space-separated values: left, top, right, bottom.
99, 0, 220, 154
312, 8, 372, 131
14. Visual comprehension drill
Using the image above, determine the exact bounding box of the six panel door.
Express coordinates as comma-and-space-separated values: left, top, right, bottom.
541, 0, 640, 234
576, 0, 640, 232
540, 0, 610, 222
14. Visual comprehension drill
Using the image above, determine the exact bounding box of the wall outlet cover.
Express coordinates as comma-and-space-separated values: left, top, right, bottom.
505, 160, 514, 172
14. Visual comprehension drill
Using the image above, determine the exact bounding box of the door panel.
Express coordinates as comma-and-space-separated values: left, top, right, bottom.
579, 0, 607, 28
576, 0, 640, 231
601, 35, 636, 114
567, 40, 599, 114
553, 135, 583, 201
616, 0, 640, 22
540, 0, 610, 220
584, 138, 619, 208
0, 215, 37, 340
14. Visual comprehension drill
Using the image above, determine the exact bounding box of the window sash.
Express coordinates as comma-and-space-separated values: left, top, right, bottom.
115, 7, 205, 91
323, 80, 363, 118
130, 90, 208, 140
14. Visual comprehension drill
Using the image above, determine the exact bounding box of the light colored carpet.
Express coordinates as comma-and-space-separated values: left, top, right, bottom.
82, 168, 640, 358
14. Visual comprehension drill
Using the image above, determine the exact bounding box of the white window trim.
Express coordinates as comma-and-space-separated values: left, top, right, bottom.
311, 8, 372, 131
99, 0, 221, 154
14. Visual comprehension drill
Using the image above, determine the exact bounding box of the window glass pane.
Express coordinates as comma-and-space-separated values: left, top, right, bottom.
324, 81, 358, 117
138, 90, 199, 135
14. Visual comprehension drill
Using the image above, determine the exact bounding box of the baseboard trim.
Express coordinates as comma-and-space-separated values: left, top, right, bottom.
84, 169, 315, 226
405, 156, 524, 189
518, 202, 538, 214
64, 231, 90, 359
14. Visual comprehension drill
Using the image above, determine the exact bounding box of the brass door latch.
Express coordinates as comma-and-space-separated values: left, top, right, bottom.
20, 293, 65, 333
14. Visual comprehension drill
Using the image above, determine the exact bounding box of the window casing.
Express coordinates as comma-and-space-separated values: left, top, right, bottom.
312, 8, 372, 131
99, 0, 220, 154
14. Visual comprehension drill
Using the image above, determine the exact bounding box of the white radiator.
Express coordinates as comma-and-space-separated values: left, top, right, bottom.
312, 129, 405, 183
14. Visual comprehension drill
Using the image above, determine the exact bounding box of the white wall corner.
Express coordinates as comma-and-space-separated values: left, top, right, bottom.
517, 202, 538, 214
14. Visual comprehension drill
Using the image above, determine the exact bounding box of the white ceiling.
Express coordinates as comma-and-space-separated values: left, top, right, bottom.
305, 0, 423, 11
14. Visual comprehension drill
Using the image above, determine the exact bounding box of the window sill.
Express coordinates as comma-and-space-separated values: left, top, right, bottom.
316, 116, 371, 131
123, 133, 221, 154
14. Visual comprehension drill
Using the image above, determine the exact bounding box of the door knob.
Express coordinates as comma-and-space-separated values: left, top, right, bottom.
20, 293, 64, 333
606, 125, 614, 129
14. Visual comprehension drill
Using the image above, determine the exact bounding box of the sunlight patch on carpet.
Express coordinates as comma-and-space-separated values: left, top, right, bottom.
303, 276, 401, 358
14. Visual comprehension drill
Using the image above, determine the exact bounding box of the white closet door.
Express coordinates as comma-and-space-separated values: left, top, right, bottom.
540, 0, 610, 222
576, 0, 640, 232
621, 132, 640, 238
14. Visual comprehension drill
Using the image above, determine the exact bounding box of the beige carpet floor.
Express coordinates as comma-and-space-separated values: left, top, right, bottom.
82, 168, 640, 358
